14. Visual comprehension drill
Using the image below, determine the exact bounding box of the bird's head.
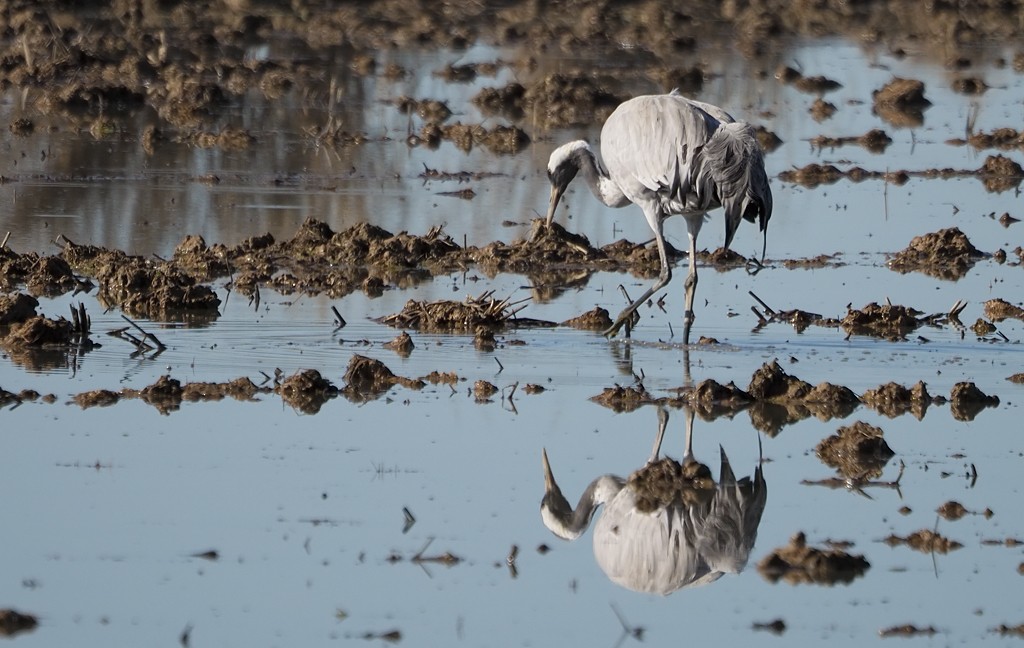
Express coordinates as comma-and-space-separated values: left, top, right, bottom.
545, 141, 589, 226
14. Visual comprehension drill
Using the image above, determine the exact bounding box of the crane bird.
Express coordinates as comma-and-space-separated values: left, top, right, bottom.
540, 408, 767, 595
545, 91, 772, 342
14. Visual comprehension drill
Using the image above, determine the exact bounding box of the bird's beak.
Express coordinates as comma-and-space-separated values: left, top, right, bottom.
542, 448, 558, 494
545, 185, 563, 227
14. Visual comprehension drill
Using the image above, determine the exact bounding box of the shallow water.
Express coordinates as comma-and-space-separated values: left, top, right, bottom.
2, 33, 1024, 647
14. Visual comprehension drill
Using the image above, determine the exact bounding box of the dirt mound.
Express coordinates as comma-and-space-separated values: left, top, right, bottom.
872, 77, 930, 127
888, 227, 984, 280
983, 298, 1024, 322
884, 529, 962, 553
341, 355, 423, 402
815, 421, 895, 478
379, 292, 517, 332
0, 293, 38, 325
949, 382, 1000, 421
747, 360, 813, 400
561, 307, 613, 330
2, 315, 73, 346
841, 302, 922, 340
278, 369, 338, 414
758, 532, 870, 585
590, 384, 655, 413
861, 381, 934, 419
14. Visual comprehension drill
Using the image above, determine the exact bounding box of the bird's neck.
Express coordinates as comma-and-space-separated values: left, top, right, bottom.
544, 475, 624, 539
575, 148, 630, 208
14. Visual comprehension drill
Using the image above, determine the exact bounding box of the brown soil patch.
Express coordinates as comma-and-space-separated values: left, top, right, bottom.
884, 529, 962, 553
888, 228, 985, 280
949, 382, 1000, 421
758, 532, 870, 585
815, 421, 895, 479
861, 381, 934, 419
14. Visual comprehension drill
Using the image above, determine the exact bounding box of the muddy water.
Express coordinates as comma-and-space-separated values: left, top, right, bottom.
2, 28, 1024, 648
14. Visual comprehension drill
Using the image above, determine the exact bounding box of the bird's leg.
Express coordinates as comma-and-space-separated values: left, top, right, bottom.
604, 224, 672, 338
682, 230, 700, 345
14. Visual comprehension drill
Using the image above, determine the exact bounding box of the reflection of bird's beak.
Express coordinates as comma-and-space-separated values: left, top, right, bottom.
542, 448, 558, 493
545, 185, 563, 227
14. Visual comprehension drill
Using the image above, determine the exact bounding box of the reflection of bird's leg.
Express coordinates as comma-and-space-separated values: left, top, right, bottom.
604, 209, 671, 338
682, 406, 696, 465
682, 346, 693, 387
649, 407, 669, 464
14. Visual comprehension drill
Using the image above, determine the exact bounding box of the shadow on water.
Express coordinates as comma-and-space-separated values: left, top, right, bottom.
540, 406, 766, 595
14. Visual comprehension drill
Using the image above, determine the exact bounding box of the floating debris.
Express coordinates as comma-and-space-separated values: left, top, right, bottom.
752, 619, 787, 635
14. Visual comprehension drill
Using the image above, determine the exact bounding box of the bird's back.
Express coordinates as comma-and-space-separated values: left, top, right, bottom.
599, 94, 727, 215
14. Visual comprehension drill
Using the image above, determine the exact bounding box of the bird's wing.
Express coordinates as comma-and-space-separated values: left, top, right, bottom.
600, 94, 721, 209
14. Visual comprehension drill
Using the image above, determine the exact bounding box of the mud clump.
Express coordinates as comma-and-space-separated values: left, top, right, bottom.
810, 129, 892, 153
888, 227, 984, 280
383, 331, 415, 356
473, 380, 498, 401
777, 163, 844, 188
981, 155, 1024, 192
841, 302, 922, 340
983, 298, 1024, 322
747, 360, 813, 401
879, 625, 939, 638
758, 532, 870, 585
73, 389, 122, 409
884, 529, 962, 553
872, 77, 930, 127
590, 384, 656, 413
279, 369, 338, 413
0, 292, 38, 325
182, 378, 266, 402
0, 609, 37, 637
2, 315, 73, 347
815, 421, 895, 479
628, 456, 714, 513
379, 293, 514, 332
682, 379, 754, 419
949, 382, 1000, 421
340, 355, 423, 402
937, 501, 969, 521
561, 307, 613, 330
861, 381, 934, 419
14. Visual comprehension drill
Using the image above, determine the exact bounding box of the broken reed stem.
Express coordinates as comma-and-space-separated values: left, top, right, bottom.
331, 305, 347, 329
748, 291, 776, 317
0, 231, 10, 249
120, 314, 166, 350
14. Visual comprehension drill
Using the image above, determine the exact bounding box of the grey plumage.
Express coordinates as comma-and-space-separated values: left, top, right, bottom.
545, 91, 773, 341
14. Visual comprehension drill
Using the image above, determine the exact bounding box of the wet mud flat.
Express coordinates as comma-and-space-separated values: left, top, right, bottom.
3, 1, 1024, 647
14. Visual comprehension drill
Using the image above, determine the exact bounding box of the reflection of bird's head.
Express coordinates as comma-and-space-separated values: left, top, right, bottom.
541, 448, 622, 541
545, 141, 589, 226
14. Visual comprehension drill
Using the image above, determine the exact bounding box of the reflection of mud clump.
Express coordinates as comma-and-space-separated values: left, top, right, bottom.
981, 155, 1024, 192
341, 355, 423, 402
888, 227, 984, 280
758, 532, 870, 585
522, 74, 624, 130
0, 608, 37, 637
137, 375, 185, 414
744, 361, 859, 435
777, 163, 844, 188
949, 382, 1000, 421
0, 292, 38, 325
841, 302, 921, 340
936, 501, 968, 521
983, 298, 1024, 322
561, 307, 613, 330
872, 77, 930, 127
861, 381, 934, 419
473, 380, 498, 401
810, 129, 892, 153
884, 529, 962, 554
279, 369, 338, 413
379, 294, 513, 332
815, 421, 895, 479
629, 457, 713, 513
590, 385, 655, 413
182, 378, 266, 402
